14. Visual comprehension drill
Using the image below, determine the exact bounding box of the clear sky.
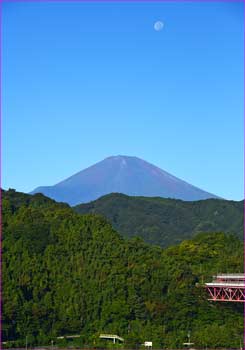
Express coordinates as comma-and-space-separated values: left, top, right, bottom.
2, 1, 244, 200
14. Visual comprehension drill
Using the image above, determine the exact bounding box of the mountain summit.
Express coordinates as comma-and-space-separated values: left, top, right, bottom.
31, 155, 218, 205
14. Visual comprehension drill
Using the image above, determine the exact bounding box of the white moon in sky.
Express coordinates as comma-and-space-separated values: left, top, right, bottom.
154, 21, 164, 31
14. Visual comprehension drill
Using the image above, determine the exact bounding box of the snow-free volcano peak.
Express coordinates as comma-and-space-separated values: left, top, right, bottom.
31, 155, 219, 205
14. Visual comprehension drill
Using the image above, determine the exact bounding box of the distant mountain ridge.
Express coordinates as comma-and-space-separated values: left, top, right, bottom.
74, 193, 243, 247
31, 155, 219, 205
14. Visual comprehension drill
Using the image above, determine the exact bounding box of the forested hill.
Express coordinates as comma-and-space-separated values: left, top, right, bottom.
2, 189, 244, 348
74, 193, 243, 247
3, 188, 69, 211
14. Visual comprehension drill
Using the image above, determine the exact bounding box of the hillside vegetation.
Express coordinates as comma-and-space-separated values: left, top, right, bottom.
74, 193, 243, 247
2, 189, 244, 348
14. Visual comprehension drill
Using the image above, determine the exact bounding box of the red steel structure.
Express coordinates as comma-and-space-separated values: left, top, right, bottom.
205, 274, 245, 303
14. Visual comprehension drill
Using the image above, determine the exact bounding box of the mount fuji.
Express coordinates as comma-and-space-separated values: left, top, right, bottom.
31, 155, 219, 205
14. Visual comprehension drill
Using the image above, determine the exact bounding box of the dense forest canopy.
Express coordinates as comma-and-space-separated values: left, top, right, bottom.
2, 189, 244, 348
74, 193, 243, 247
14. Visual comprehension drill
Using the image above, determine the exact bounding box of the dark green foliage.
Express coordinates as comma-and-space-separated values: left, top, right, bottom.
2, 188, 69, 212
2, 190, 244, 348
74, 193, 243, 247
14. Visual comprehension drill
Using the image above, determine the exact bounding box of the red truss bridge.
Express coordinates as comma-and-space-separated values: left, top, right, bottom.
205, 274, 245, 302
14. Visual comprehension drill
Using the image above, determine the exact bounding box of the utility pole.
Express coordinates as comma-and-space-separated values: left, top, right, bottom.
51, 339, 54, 350
25, 336, 28, 350
187, 331, 191, 346
182, 329, 194, 349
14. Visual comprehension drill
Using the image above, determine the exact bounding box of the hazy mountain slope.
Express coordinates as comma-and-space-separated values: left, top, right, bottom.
31, 155, 218, 205
74, 193, 243, 247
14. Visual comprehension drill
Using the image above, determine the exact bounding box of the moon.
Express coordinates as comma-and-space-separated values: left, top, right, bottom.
154, 21, 164, 31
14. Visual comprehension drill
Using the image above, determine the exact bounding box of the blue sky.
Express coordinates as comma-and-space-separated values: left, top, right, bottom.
2, 1, 244, 200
